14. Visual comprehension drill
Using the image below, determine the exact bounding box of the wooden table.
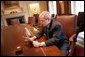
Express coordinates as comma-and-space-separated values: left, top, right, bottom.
1, 24, 64, 56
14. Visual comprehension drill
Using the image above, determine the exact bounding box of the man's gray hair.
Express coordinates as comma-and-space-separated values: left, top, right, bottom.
39, 11, 51, 20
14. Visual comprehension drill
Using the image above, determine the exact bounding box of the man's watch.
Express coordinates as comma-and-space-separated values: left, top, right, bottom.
40, 42, 46, 46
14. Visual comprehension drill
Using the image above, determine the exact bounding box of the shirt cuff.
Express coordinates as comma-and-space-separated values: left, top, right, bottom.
40, 42, 46, 46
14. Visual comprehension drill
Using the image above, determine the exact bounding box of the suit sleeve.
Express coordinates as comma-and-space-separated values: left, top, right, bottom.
45, 24, 65, 46
35, 27, 44, 39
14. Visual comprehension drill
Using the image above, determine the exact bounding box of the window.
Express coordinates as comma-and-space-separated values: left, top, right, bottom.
71, 1, 84, 15
48, 1, 57, 15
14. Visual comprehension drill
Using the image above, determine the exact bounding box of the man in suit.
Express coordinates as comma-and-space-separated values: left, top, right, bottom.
27, 11, 68, 55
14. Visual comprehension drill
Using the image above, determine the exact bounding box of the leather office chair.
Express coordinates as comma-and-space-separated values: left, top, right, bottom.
56, 14, 77, 56
28, 17, 35, 26
33, 14, 39, 25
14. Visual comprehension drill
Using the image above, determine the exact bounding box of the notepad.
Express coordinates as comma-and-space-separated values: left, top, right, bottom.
25, 27, 32, 37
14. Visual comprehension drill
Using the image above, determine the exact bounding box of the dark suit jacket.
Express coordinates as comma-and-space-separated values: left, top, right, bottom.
35, 19, 68, 47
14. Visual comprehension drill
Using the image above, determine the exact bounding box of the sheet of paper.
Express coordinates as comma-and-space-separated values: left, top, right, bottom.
25, 27, 31, 37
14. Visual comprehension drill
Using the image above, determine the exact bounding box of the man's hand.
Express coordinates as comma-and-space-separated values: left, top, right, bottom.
69, 34, 76, 42
32, 41, 40, 47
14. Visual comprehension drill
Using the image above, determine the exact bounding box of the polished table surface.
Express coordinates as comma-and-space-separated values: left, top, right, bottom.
1, 24, 64, 56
